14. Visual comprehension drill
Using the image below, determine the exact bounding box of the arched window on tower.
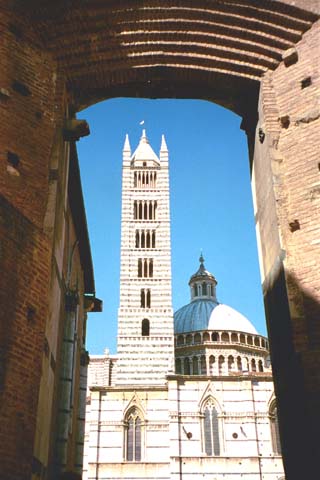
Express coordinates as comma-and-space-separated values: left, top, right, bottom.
269, 400, 282, 455
141, 231, 145, 248
141, 318, 150, 337
146, 231, 150, 248
146, 289, 151, 308
138, 259, 142, 277
202, 398, 220, 456
140, 289, 145, 308
125, 408, 143, 461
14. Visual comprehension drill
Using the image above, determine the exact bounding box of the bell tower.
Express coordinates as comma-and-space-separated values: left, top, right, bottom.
116, 130, 174, 385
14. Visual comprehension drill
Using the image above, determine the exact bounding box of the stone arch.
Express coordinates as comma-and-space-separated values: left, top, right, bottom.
2, 2, 320, 479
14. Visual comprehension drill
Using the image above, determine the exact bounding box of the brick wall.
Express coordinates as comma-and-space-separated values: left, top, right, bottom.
0, 9, 64, 479
253, 19, 320, 479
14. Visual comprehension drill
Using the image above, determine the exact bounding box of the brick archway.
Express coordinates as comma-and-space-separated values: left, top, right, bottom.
1, 1, 319, 479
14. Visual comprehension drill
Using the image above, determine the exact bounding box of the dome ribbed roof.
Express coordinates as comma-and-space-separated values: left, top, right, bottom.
174, 299, 218, 334
174, 300, 257, 335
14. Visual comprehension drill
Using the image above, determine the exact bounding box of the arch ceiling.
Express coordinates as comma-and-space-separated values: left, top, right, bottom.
20, 0, 318, 113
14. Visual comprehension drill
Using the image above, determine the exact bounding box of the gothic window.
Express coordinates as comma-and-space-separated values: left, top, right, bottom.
141, 318, 150, 337
202, 282, 207, 295
152, 231, 156, 248
202, 399, 220, 456
141, 231, 145, 248
126, 409, 142, 461
135, 231, 139, 248
139, 202, 143, 219
194, 285, 198, 297
269, 401, 281, 455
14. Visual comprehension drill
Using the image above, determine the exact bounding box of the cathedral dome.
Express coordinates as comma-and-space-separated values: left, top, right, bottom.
174, 256, 257, 335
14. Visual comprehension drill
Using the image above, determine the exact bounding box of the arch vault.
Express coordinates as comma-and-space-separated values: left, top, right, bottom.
0, 1, 319, 479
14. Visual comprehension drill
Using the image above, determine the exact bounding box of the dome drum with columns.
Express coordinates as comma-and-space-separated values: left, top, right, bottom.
174, 255, 271, 377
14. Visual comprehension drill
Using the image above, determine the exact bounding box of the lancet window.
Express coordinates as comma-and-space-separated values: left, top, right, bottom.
137, 259, 153, 278
202, 398, 220, 456
135, 230, 156, 248
141, 318, 150, 337
134, 200, 157, 220
134, 171, 157, 189
140, 289, 151, 308
125, 408, 143, 461
269, 401, 281, 455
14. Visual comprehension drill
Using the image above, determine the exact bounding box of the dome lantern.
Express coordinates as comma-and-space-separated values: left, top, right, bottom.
188, 254, 217, 302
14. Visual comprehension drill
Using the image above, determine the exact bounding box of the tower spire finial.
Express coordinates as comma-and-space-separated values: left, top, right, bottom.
160, 134, 168, 152
141, 129, 147, 142
199, 251, 204, 265
123, 133, 131, 153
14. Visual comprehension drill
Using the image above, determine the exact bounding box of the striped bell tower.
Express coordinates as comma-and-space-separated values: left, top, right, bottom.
116, 130, 174, 385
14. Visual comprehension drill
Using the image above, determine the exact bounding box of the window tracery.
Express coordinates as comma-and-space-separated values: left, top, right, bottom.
269, 401, 281, 455
125, 408, 143, 461
202, 398, 220, 456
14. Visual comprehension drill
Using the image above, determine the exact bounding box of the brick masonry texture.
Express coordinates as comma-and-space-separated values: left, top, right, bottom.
0, 1, 319, 479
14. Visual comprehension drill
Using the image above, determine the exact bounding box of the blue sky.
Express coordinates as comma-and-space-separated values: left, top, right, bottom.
77, 98, 266, 355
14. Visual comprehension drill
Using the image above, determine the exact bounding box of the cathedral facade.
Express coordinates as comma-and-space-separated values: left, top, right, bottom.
83, 132, 285, 480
